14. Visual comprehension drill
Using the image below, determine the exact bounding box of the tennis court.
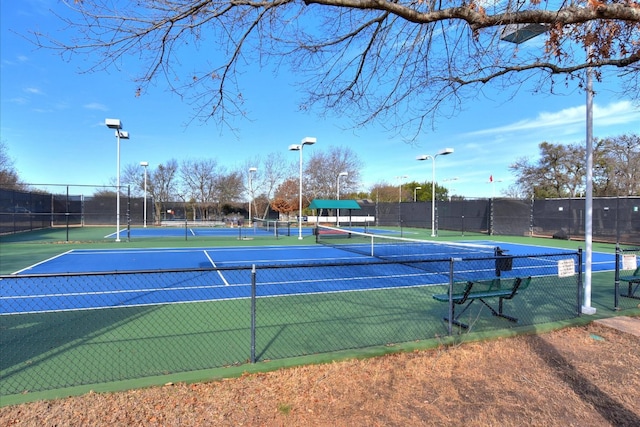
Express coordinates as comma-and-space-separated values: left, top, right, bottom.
0, 229, 619, 400
2, 236, 615, 316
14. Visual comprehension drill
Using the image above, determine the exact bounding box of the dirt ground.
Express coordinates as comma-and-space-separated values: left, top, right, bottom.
1, 321, 639, 427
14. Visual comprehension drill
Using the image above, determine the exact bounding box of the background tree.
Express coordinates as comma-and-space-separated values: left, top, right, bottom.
594, 133, 640, 196
510, 134, 640, 197
272, 178, 300, 219
304, 146, 363, 201
34, 1, 640, 138
369, 183, 400, 203
180, 158, 219, 220
243, 152, 291, 220
215, 170, 244, 216
0, 141, 25, 190
121, 163, 147, 197
511, 142, 585, 198
152, 159, 179, 223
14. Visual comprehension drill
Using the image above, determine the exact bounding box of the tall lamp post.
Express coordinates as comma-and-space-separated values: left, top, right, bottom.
248, 167, 257, 225
417, 148, 454, 237
140, 161, 148, 228
414, 186, 422, 202
106, 118, 129, 242
289, 137, 316, 239
500, 23, 595, 314
336, 171, 348, 226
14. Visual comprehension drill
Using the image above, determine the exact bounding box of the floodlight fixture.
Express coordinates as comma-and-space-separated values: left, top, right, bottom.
500, 23, 549, 44
105, 118, 122, 129
289, 136, 317, 239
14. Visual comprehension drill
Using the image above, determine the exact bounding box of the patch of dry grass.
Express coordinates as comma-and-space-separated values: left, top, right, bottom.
1, 323, 639, 426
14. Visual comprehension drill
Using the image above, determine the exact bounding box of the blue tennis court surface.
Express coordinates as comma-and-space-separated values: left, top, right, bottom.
15, 246, 368, 274
1, 242, 616, 315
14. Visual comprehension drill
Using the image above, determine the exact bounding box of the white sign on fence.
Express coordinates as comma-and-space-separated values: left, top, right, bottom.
622, 254, 638, 271
558, 259, 575, 278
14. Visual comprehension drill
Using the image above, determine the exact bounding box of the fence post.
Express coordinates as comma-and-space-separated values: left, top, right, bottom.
614, 244, 620, 310
251, 264, 257, 363
447, 258, 455, 336
127, 185, 131, 242
577, 248, 583, 315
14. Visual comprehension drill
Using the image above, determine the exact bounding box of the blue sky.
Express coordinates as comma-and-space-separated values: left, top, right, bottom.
1, 1, 639, 199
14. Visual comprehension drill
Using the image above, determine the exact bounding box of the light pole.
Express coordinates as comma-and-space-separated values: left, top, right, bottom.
106, 118, 129, 242
336, 171, 348, 226
414, 186, 422, 202
289, 137, 316, 239
140, 161, 148, 228
500, 23, 596, 314
248, 167, 257, 225
417, 148, 454, 237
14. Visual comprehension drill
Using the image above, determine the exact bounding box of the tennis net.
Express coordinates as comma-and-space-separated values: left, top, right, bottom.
253, 219, 292, 237
315, 224, 498, 263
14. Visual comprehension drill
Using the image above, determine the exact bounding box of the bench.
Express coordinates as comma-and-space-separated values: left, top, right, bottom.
432, 276, 532, 329
619, 267, 640, 300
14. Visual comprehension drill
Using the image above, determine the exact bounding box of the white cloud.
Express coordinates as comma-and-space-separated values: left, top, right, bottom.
9, 97, 29, 105
23, 87, 43, 95
83, 102, 108, 111
465, 100, 639, 137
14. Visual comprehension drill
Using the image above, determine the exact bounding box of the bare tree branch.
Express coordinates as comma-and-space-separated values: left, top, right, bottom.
30, 0, 640, 139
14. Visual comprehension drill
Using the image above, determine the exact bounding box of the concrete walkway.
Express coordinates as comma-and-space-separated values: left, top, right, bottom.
594, 316, 640, 338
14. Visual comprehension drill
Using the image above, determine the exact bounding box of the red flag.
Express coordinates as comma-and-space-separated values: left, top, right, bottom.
489, 175, 493, 183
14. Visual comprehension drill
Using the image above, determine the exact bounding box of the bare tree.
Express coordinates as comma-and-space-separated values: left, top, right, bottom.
242, 152, 291, 220
0, 140, 24, 189
595, 133, 640, 196
510, 134, 640, 197
152, 159, 180, 223
180, 158, 219, 220
121, 163, 146, 197
304, 146, 363, 200
215, 170, 244, 215
33, 1, 640, 138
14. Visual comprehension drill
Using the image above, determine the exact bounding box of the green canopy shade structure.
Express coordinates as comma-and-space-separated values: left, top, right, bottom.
309, 199, 361, 227
309, 199, 361, 210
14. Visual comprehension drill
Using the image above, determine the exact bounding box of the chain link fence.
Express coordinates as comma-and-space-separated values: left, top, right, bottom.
614, 245, 640, 310
1, 250, 582, 397
358, 197, 640, 244
3, 186, 639, 244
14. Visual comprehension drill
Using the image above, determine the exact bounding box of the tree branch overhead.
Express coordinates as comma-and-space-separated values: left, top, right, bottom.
35, 0, 640, 137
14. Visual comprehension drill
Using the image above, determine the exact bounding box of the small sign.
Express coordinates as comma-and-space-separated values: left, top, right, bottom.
558, 259, 575, 277
622, 254, 638, 271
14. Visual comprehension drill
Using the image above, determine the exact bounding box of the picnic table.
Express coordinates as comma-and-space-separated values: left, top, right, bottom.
619, 267, 640, 300
433, 276, 531, 329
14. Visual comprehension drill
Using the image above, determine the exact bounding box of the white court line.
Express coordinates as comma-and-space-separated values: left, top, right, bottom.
204, 250, 230, 286
12, 250, 75, 275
